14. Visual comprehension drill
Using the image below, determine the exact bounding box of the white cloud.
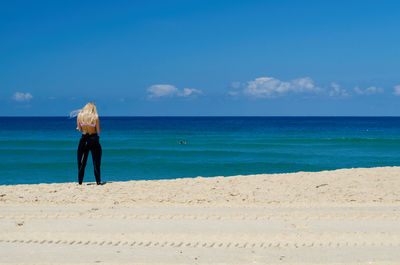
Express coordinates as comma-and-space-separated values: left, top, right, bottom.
12, 92, 33, 102
354, 86, 383, 95
393, 85, 400, 95
329, 83, 349, 97
147, 84, 178, 98
243, 77, 320, 98
147, 84, 202, 98
244, 77, 289, 97
290, 77, 319, 92
178, 88, 203, 97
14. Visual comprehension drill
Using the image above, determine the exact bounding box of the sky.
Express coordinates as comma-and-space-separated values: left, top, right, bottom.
1, 0, 400, 116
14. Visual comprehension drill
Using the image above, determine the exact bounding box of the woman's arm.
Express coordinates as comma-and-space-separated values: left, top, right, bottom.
96, 118, 101, 134
77, 116, 82, 131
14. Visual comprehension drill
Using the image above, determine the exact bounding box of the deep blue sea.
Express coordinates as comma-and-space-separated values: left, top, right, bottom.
1, 116, 400, 185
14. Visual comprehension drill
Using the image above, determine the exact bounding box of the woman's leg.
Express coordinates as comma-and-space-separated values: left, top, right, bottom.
77, 139, 89, 184
91, 140, 102, 185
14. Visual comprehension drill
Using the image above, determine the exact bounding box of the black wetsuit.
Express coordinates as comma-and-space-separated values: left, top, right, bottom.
77, 133, 102, 185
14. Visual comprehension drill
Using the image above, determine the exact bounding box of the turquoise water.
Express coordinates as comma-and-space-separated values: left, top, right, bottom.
1, 117, 400, 185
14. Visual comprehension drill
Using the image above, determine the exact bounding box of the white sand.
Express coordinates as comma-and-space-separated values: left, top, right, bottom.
1, 167, 400, 264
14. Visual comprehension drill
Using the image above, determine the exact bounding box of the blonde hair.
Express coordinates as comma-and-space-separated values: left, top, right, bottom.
70, 102, 99, 124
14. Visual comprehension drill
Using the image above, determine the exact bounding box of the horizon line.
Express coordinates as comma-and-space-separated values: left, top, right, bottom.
1, 115, 400, 118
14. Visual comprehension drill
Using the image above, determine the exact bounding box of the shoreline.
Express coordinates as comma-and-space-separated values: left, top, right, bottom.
2, 165, 397, 185
2, 165, 398, 185
1, 166, 399, 205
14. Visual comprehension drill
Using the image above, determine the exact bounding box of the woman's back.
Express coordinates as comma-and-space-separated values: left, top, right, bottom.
77, 116, 100, 135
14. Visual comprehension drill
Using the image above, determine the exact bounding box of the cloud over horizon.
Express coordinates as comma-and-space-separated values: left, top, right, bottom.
12, 92, 33, 102
243, 77, 320, 98
329, 83, 349, 97
147, 84, 203, 99
354, 86, 383, 95
230, 76, 389, 99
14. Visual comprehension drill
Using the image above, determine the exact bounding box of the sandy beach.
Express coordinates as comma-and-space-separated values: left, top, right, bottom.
1, 166, 400, 264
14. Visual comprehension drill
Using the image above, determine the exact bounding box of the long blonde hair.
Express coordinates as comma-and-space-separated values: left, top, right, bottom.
70, 102, 99, 124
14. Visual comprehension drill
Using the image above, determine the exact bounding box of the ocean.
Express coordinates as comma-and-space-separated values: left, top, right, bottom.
0, 116, 399, 185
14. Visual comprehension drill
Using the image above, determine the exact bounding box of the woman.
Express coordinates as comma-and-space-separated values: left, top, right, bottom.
76, 102, 102, 185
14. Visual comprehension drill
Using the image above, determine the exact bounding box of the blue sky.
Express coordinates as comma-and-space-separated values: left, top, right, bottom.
1, 0, 400, 116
